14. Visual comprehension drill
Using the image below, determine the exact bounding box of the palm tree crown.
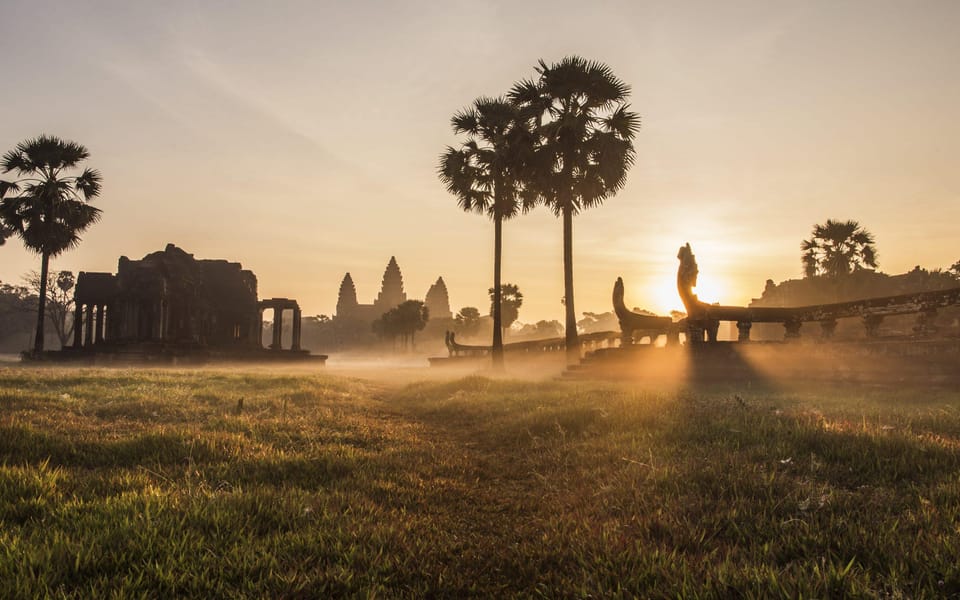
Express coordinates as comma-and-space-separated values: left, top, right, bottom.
439, 97, 536, 220
801, 219, 878, 278
0, 134, 103, 353
510, 56, 640, 215
1, 134, 102, 257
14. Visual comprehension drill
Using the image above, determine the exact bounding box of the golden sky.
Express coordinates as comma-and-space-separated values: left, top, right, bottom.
2, 1, 958, 321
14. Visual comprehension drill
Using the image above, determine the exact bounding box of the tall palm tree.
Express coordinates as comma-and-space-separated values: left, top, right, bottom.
801, 219, 878, 278
0, 135, 102, 354
439, 97, 535, 369
511, 57, 640, 363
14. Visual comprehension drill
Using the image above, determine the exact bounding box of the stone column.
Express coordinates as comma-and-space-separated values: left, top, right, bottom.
73, 302, 84, 348
84, 304, 94, 346
820, 320, 837, 339
736, 321, 752, 342
863, 314, 883, 338
783, 319, 802, 341
95, 305, 104, 344
291, 305, 302, 351
257, 309, 264, 348
272, 307, 283, 349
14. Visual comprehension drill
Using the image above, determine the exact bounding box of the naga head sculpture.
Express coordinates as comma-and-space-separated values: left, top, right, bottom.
677, 243, 700, 312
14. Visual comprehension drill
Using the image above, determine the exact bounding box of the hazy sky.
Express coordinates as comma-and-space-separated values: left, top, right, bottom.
2, 0, 958, 322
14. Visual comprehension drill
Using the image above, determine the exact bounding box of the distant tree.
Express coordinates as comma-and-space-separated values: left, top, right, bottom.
515, 319, 563, 340
439, 97, 535, 369
0, 281, 36, 351
374, 301, 429, 350
511, 56, 640, 362
577, 311, 619, 334
950, 260, 960, 280
488, 283, 523, 337
24, 270, 75, 348
0, 135, 102, 354
454, 306, 482, 339
801, 219, 877, 278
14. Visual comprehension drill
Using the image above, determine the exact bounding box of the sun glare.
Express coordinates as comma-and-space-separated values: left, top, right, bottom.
646, 272, 729, 316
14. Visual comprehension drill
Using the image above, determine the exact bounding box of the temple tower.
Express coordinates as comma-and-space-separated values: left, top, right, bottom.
336, 273, 359, 318
374, 257, 406, 311
425, 277, 453, 320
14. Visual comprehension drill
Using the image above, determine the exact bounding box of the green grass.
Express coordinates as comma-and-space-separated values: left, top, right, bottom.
1, 367, 958, 598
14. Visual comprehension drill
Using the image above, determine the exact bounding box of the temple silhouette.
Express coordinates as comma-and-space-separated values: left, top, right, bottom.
335, 257, 452, 328
64, 244, 318, 362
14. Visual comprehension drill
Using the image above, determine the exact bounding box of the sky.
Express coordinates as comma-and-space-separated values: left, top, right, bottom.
1, 0, 958, 322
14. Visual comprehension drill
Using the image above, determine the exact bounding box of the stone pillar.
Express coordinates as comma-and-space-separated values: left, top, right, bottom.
291, 305, 302, 351
95, 305, 104, 344
272, 307, 283, 349
687, 322, 705, 344
863, 314, 883, 338
783, 319, 802, 341
736, 321, 752, 342
706, 320, 720, 342
73, 302, 84, 348
820, 320, 837, 339
257, 309, 264, 348
84, 304, 94, 346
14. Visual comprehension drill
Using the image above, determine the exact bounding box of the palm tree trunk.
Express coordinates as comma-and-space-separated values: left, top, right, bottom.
34, 251, 50, 354
563, 207, 579, 364
492, 215, 504, 370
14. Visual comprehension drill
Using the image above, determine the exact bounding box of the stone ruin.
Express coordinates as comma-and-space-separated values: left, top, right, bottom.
62, 244, 320, 363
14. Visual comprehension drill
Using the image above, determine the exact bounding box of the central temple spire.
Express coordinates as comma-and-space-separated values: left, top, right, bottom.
375, 256, 406, 310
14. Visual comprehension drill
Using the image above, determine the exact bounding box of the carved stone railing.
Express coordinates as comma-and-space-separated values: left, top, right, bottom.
444, 330, 620, 357
674, 243, 960, 342
612, 277, 683, 345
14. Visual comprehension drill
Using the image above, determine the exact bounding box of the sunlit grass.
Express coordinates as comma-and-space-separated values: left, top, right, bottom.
1, 367, 958, 597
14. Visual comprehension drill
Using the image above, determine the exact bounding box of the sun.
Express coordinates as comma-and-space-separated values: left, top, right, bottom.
648, 272, 729, 316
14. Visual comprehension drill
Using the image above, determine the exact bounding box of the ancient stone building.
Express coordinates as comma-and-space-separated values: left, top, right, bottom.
70, 244, 310, 359
335, 257, 451, 328
425, 277, 453, 320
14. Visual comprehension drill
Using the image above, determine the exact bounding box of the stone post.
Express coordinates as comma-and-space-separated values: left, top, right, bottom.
95, 305, 104, 344
257, 309, 264, 348
291, 305, 302, 351
819, 319, 837, 339
272, 307, 283, 349
783, 319, 802, 341
73, 302, 84, 348
736, 320, 752, 342
84, 304, 94, 346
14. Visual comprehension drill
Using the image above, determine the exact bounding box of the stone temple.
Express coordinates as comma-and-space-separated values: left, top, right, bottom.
67, 244, 316, 361
335, 257, 452, 327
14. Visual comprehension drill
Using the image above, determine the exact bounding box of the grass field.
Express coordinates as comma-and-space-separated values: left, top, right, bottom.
1, 365, 958, 598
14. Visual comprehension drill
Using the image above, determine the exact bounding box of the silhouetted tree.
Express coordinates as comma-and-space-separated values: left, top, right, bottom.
439, 98, 535, 369
0, 281, 36, 351
801, 219, 878, 278
488, 283, 523, 338
25, 270, 75, 348
950, 260, 960, 280
0, 135, 102, 354
454, 306, 482, 339
374, 301, 429, 350
511, 57, 639, 362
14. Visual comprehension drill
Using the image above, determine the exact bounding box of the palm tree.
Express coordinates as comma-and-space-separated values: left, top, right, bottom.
0, 135, 102, 354
801, 219, 878, 278
439, 97, 535, 369
510, 57, 640, 363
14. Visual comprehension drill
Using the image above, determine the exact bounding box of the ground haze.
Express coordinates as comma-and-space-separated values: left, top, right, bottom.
1, 366, 958, 597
